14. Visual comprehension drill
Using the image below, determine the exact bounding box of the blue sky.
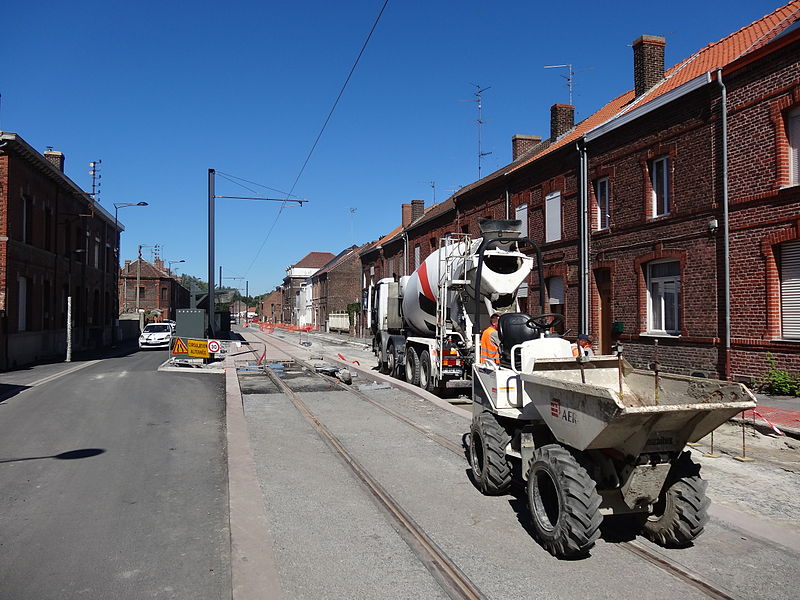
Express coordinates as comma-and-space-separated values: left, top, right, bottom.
2, 1, 784, 295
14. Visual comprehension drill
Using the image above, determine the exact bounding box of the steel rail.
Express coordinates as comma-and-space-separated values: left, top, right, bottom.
245, 331, 738, 600
261, 365, 486, 600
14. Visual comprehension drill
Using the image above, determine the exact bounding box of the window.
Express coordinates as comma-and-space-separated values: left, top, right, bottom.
790, 107, 800, 186
161, 287, 167, 301
139, 286, 146, 299
780, 239, 800, 339
430, 237, 437, 252
369, 265, 375, 283
414, 244, 421, 269
650, 156, 670, 217
646, 261, 680, 335
22, 195, 33, 244
593, 178, 610, 230
545, 191, 561, 242
18, 276, 27, 331
546, 276, 565, 333
515, 203, 528, 238
387, 257, 395, 279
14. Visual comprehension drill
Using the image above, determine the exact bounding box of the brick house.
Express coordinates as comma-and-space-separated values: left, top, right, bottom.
282, 251, 335, 324
360, 1, 800, 381
309, 244, 366, 331
0, 132, 122, 369
118, 257, 189, 321
258, 287, 284, 323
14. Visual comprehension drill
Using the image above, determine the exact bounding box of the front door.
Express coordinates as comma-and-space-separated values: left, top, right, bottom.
594, 269, 613, 355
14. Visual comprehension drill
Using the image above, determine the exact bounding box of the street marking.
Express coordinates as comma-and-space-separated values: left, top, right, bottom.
28, 360, 104, 388
118, 371, 128, 378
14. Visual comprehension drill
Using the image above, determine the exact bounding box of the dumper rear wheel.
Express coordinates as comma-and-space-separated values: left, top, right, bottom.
642, 452, 709, 548
470, 412, 512, 495
527, 445, 602, 558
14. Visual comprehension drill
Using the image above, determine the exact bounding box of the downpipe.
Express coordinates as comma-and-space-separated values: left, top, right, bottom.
717, 69, 731, 379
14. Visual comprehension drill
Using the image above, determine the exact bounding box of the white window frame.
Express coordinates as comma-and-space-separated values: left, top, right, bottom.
646, 261, 680, 335
545, 191, 561, 243
650, 156, 670, 217
594, 177, 610, 230
780, 239, 800, 339
414, 244, 421, 269
789, 106, 800, 186
515, 203, 528, 238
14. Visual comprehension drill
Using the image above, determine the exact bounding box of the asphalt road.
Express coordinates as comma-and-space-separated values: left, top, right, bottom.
0, 349, 230, 600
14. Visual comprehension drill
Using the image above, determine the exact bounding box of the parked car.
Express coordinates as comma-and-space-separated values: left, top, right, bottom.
139, 323, 174, 350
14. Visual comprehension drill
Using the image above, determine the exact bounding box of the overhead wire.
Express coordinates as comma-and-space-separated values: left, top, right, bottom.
215, 170, 299, 198
243, 0, 390, 277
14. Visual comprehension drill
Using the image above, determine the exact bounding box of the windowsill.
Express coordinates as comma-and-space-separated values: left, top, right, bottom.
771, 338, 800, 344
639, 331, 681, 338
779, 183, 799, 190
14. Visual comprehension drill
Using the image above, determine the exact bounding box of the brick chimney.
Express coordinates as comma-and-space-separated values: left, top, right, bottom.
44, 150, 65, 172
154, 258, 164, 271
124, 260, 131, 271
402, 203, 413, 227
550, 105, 574, 140
411, 199, 424, 222
512, 135, 541, 160
633, 35, 666, 97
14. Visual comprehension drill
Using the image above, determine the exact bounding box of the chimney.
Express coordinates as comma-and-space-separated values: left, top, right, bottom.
550, 105, 574, 140
512, 135, 541, 160
402, 203, 413, 227
44, 149, 65, 172
411, 199, 424, 222
124, 260, 131, 270
633, 35, 666, 97
154, 258, 164, 271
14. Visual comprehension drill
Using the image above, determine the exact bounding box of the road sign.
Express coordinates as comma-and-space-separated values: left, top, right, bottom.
171, 337, 189, 355
187, 338, 210, 358
208, 339, 221, 353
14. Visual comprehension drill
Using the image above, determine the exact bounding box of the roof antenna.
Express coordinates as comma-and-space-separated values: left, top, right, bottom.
543, 64, 595, 106
460, 84, 492, 180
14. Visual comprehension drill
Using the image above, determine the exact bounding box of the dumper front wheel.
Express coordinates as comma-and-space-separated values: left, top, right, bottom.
642, 452, 709, 548
527, 445, 602, 558
470, 412, 512, 495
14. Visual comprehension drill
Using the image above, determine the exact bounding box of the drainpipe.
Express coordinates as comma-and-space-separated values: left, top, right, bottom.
505, 188, 510, 220
577, 140, 590, 335
402, 232, 409, 276
717, 69, 731, 379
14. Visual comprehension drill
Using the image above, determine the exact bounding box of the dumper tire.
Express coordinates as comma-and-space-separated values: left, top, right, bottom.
641, 452, 709, 548
527, 444, 602, 558
470, 412, 512, 495
405, 347, 420, 386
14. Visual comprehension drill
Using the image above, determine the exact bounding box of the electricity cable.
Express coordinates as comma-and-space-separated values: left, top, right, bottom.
244, 0, 390, 277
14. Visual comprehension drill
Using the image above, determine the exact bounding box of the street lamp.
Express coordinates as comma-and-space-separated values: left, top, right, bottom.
168, 259, 185, 276
113, 202, 148, 343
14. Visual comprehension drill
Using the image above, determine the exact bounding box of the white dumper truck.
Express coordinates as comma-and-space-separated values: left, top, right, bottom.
465, 224, 758, 558
370, 219, 533, 393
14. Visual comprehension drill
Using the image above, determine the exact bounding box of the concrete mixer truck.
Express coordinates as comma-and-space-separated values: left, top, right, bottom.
370, 218, 534, 393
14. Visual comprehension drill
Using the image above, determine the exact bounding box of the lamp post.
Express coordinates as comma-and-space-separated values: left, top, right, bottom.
113, 202, 148, 343
168, 259, 185, 276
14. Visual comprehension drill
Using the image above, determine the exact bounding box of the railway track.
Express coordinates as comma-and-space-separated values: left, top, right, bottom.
238, 329, 740, 600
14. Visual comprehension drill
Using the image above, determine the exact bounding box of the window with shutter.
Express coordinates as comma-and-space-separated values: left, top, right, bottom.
780, 239, 800, 339
789, 107, 800, 186
515, 203, 528, 238
545, 192, 561, 242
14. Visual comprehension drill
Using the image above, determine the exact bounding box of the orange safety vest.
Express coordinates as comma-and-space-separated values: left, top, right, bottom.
480, 326, 499, 364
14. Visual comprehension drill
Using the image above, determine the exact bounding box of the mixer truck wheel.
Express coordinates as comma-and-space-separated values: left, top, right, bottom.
419, 350, 433, 390
387, 343, 400, 379
641, 452, 709, 548
470, 412, 512, 495
527, 444, 602, 558
405, 347, 420, 386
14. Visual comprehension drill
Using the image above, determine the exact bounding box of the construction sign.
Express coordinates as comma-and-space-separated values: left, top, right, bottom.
171, 337, 189, 355
187, 338, 210, 358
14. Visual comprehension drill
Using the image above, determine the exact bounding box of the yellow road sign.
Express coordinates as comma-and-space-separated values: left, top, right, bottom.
187, 338, 210, 358
171, 337, 189, 355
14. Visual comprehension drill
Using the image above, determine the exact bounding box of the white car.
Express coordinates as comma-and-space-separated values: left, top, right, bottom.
138, 323, 174, 350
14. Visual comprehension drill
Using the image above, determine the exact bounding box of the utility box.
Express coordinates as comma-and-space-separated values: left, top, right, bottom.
176, 309, 207, 339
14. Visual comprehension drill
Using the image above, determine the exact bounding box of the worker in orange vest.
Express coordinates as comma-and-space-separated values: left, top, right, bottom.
571, 333, 595, 357
480, 313, 501, 364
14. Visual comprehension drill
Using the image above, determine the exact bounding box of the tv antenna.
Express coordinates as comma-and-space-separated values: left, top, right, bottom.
543, 64, 595, 106
88, 160, 102, 201
460, 84, 492, 179
418, 181, 436, 204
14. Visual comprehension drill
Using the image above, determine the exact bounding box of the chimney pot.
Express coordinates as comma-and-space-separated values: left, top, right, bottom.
633, 35, 666, 97
512, 135, 541, 160
411, 199, 424, 222
44, 150, 65, 172
550, 105, 574, 140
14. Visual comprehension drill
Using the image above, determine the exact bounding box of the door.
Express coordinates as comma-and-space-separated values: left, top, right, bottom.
594, 268, 613, 355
